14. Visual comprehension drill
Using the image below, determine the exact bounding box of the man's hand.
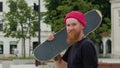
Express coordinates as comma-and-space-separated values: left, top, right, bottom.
47, 32, 55, 41
47, 32, 67, 68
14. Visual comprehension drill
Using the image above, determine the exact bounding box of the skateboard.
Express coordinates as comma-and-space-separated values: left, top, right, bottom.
34, 10, 102, 61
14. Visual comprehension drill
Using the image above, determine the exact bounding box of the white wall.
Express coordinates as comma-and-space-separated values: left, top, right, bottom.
110, 0, 120, 57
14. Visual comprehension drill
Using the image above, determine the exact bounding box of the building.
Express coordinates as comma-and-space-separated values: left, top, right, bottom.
0, 0, 51, 57
110, 0, 120, 58
99, 36, 112, 57
96, 0, 120, 58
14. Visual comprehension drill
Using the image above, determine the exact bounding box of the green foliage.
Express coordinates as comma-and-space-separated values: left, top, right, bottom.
43, 0, 111, 43
2, 0, 38, 38
2, 0, 38, 58
87, 0, 111, 43
43, 0, 99, 32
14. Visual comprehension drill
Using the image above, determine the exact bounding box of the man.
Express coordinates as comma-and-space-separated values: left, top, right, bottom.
48, 11, 98, 68
14, 48, 19, 57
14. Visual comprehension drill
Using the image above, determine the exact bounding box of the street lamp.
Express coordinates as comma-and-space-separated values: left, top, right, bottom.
38, 0, 41, 46
34, 0, 41, 45
34, 0, 41, 66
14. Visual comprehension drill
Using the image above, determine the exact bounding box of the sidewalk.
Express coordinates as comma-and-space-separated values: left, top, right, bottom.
0, 63, 55, 68
0, 64, 38, 68
1, 63, 55, 68
0, 59, 55, 68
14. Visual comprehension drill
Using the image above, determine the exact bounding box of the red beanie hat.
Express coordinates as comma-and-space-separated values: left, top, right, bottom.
64, 11, 86, 29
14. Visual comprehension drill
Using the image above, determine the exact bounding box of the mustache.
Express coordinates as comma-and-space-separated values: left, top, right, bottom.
67, 30, 75, 34
67, 30, 80, 45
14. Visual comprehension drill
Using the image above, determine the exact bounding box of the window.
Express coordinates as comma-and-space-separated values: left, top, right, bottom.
10, 41, 17, 54
119, 19, 120, 26
0, 41, 3, 54
0, 23, 3, 31
0, 45, 3, 54
10, 45, 17, 54
33, 42, 38, 50
119, 10, 120, 17
0, 2, 3, 12
106, 40, 112, 54
118, 10, 120, 26
99, 41, 103, 54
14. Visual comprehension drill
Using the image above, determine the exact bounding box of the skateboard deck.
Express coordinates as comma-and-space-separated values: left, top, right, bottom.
34, 10, 102, 61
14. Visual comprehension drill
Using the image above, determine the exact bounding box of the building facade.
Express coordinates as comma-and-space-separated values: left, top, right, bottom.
0, 0, 51, 57
98, 0, 120, 58
110, 0, 120, 58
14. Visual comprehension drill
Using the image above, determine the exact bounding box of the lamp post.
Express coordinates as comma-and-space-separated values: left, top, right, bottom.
33, 0, 41, 66
38, 0, 41, 47
35, 0, 41, 66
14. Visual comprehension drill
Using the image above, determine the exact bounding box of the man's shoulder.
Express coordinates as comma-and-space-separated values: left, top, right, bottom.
82, 38, 94, 44
79, 38, 95, 49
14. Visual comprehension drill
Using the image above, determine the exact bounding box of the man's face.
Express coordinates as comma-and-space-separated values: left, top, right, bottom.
66, 18, 83, 45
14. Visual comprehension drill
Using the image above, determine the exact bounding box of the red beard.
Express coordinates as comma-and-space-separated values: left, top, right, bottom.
67, 30, 81, 45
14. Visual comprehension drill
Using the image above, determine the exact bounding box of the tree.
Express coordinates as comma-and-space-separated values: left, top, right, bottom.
2, 0, 38, 57
86, 0, 111, 43
43, 0, 99, 32
43, 0, 111, 45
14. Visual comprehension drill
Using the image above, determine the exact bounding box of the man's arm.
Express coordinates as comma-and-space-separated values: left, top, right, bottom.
54, 54, 67, 68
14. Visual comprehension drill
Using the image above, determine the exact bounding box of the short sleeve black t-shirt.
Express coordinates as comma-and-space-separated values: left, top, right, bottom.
62, 38, 98, 68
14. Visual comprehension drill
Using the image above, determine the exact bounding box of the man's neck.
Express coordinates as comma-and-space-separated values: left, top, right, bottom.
78, 32, 84, 41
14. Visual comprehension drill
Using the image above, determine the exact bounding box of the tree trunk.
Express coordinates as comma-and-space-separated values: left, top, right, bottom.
22, 37, 26, 58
